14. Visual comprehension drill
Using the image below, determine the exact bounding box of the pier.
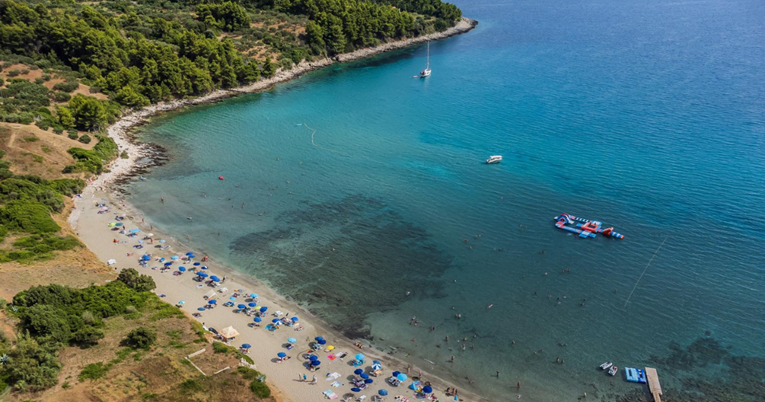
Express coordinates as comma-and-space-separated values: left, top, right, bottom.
645, 367, 662, 402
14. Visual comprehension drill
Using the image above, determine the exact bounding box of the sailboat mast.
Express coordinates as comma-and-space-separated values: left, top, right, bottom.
426, 42, 430, 69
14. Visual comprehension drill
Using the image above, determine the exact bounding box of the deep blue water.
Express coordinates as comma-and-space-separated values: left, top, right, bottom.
127, 0, 765, 400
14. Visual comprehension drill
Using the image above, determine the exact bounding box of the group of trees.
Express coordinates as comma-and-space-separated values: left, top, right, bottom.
2, 269, 156, 391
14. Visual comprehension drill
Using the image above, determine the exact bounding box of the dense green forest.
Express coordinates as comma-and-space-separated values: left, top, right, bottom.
0, 0, 462, 129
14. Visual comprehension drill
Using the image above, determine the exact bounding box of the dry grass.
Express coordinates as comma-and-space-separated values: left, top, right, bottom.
0, 123, 95, 179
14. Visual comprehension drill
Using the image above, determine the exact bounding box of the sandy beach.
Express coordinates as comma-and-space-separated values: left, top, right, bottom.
68, 18, 486, 402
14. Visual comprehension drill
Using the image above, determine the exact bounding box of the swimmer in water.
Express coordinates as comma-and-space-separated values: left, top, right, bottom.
488, 304, 494, 309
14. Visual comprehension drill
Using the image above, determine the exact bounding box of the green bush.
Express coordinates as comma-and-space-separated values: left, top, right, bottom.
7, 70, 21, 77
79, 362, 108, 381
78, 134, 91, 144
117, 268, 156, 292
53, 91, 71, 102
124, 327, 156, 349
0, 201, 60, 234
250, 380, 271, 398
212, 341, 232, 354
52, 81, 79, 93
4, 336, 61, 391
67, 131, 79, 140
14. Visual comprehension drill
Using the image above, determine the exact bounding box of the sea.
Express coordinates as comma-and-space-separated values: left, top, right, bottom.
125, 0, 765, 400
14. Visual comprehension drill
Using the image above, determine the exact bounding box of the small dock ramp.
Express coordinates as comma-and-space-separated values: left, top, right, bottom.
645, 367, 662, 402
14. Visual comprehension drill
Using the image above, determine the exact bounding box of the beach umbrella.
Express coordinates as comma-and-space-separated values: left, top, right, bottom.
272, 318, 281, 323
193, 262, 201, 266
309, 355, 319, 361
291, 316, 299, 322
197, 272, 209, 278
178, 301, 185, 305
354, 369, 363, 375
364, 378, 373, 384
315, 336, 324, 341
237, 304, 246, 309
372, 363, 382, 370
115, 222, 123, 227
248, 302, 257, 307
422, 386, 433, 394
242, 344, 251, 349
229, 297, 237, 301
277, 352, 287, 358
164, 262, 173, 266
355, 354, 365, 361
249, 293, 259, 298
397, 373, 407, 382
326, 345, 335, 351
129, 228, 141, 233
254, 317, 262, 322
197, 307, 205, 311
146, 233, 154, 237
159, 239, 166, 243
201, 265, 208, 269
108, 222, 116, 227
186, 252, 195, 256
379, 389, 388, 396
311, 360, 321, 366
187, 254, 196, 259
210, 276, 221, 282
141, 254, 151, 261
171, 255, 179, 260
208, 299, 217, 305
351, 388, 361, 393
287, 338, 297, 343
178, 266, 186, 272
260, 306, 268, 312
392, 371, 401, 377
360, 373, 369, 379
317, 339, 327, 345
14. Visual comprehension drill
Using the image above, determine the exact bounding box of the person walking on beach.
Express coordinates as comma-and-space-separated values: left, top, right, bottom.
312, 375, 317, 385
303, 374, 307, 382
299, 373, 304, 382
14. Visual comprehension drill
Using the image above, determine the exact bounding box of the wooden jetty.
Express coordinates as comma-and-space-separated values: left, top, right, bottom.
645, 367, 662, 402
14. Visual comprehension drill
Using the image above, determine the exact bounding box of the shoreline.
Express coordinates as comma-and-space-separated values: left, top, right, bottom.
69, 17, 488, 402
82, 17, 477, 194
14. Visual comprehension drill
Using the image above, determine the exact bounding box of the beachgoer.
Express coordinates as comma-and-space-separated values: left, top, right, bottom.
161, 196, 164, 203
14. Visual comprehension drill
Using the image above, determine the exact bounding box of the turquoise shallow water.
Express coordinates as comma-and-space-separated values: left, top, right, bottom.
127, 0, 765, 400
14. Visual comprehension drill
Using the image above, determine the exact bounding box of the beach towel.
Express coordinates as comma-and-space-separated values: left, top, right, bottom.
323, 390, 338, 400
326, 372, 340, 381
330, 381, 341, 387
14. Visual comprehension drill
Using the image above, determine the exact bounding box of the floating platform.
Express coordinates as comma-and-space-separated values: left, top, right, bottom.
625, 367, 647, 383
553, 213, 625, 239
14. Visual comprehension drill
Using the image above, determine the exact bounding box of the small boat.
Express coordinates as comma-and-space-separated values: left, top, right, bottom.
608, 365, 618, 376
486, 155, 503, 164
420, 41, 431, 78
218, 176, 225, 180
599, 362, 613, 370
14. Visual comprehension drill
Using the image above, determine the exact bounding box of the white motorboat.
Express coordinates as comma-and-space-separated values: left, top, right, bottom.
608, 365, 618, 376
486, 155, 503, 164
599, 362, 613, 370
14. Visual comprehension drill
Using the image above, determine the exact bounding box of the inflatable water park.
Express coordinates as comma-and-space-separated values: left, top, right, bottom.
554, 213, 625, 239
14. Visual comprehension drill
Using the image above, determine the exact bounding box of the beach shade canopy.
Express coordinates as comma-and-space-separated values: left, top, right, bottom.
254, 317, 262, 322
197, 272, 209, 278
129, 228, 141, 233
364, 378, 373, 384
171, 255, 179, 260
210, 276, 221, 282
260, 306, 268, 312
291, 316, 299, 322
351, 388, 361, 393
249, 293, 259, 298
207, 299, 217, 304
422, 386, 433, 394
241, 344, 251, 349
219, 326, 240, 339
311, 360, 321, 366
317, 338, 327, 345
237, 304, 246, 309
193, 262, 201, 266
178, 266, 186, 272
277, 352, 287, 358
287, 338, 297, 343
392, 371, 401, 377
360, 373, 369, 379
248, 302, 257, 307
379, 389, 388, 396
355, 354, 365, 361
272, 318, 281, 323
309, 355, 319, 362
201, 265, 208, 269
164, 262, 173, 266
354, 369, 363, 375
141, 254, 151, 261
186, 252, 195, 256
397, 373, 407, 382
197, 307, 206, 311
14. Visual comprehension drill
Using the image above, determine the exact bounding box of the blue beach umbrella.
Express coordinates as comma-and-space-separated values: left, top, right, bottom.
178, 266, 186, 272
242, 344, 251, 349
197, 307, 205, 311
193, 262, 201, 266
422, 386, 433, 394
141, 254, 151, 261
309, 355, 319, 361
171, 255, 179, 260
208, 299, 217, 305
272, 318, 281, 323
379, 389, 388, 396
354, 369, 363, 375
355, 354, 365, 361
237, 304, 246, 309
317, 339, 326, 345
115, 222, 123, 227
248, 302, 257, 307
129, 228, 141, 233
187, 254, 196, 259
364, 378, 373, 384
311, 360, 321, 366
254, 317, 262, 322
277, 352, 287, 358
260, 306, 268, 312
397, 373, 407, 382
177, 301, 185, 305
392, 371, 401, 377
372, 360, 381, 365
249, 293, 259, 298
210, 276, 221, 282
291, 316, 299, 322
186, 252, 195, 256
201, 265, 208, 269
360, 373, 369, 379
351, 388, 361, 393
164, 262, 173, 266
287, 337, 297, 343
229, 296, 237, 301
197, 272, 208, 278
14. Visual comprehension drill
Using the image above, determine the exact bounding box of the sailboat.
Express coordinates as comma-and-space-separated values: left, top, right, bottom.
420, 42, 431, 78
